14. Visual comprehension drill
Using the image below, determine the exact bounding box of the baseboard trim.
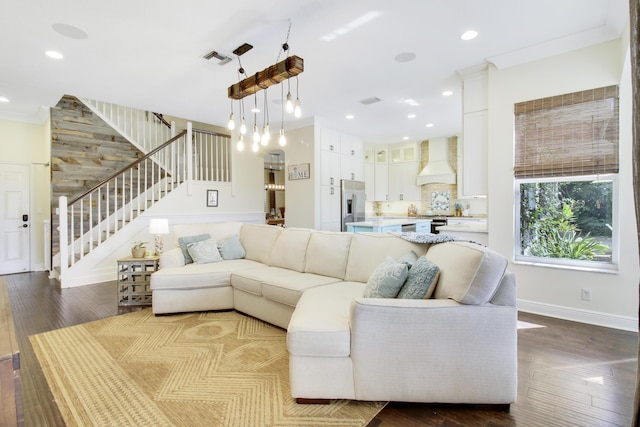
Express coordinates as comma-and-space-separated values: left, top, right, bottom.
518, 299, 638, 332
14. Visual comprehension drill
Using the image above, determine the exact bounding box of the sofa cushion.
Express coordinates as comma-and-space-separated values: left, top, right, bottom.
344, 233, 427, 283
217, 235, 246, 260
363, 258, 408, 298
261, 273, 341, 307
287, 282, 366, 357
396, 255, 440, 299
178, 233, 210, 264
239, 223, 282, 264
268, 228, 312, 272
428, 241, 508, 305
304, 231, 352, 279
150, 259, 264, 291
187, 238, 223, 264
171, 222, 243, 250
231, 266, 300, 296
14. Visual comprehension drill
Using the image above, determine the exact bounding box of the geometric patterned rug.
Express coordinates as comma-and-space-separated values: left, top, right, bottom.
30, 309, 386, 426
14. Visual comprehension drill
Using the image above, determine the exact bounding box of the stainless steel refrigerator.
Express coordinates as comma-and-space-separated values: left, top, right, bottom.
340, 180, 365, 231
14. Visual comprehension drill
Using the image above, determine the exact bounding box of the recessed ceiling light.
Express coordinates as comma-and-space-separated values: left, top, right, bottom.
345, 114, 354, 119
45, 50, 64, 59
407, 114, 416, 119
461, 30, 478, 41
0, 96, 9, 103
395, 52, 416, 63
402, 136, 409, 140
442, 90, 453, 97
425, 123, 434, 128
52, 23, 88, 40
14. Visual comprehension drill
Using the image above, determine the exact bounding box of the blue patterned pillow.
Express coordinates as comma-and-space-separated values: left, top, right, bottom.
217, 235, 246, 260
363, 257, 409, 298
397, 256, 440, 299
178, 234, 211, 264
187, 238, 223, 264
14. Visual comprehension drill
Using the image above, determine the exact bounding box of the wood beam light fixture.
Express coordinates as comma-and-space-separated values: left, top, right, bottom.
227, 55, 303, 100
227, 26, 304, 153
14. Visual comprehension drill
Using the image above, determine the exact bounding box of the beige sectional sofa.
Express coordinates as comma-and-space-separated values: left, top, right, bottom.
150, 221, 517, 407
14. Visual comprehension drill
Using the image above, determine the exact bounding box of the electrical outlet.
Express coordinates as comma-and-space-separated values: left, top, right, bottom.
581, 288, 592, 301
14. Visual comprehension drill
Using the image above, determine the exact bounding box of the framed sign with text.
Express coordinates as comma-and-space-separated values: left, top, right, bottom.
206, 189, 218, 207
288, 163, 310, 180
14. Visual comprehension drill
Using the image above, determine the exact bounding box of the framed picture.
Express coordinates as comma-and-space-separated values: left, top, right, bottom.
288, 163, 310, 180
207, 190, 218, 207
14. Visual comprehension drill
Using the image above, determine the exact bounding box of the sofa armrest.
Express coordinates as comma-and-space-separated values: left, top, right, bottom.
348, 297, 517, 403
159, 247, 185, 269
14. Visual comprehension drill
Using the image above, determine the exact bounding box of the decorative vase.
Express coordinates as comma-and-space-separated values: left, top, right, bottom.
132, 247, 145, 258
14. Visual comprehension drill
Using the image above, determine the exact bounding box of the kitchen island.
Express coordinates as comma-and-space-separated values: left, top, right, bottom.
345, 218, 431, 233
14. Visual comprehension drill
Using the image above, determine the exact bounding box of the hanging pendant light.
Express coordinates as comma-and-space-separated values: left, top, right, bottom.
236, 136, 244, 151
279, 129, 286, 146
227, 99, 236, 130
293, 76, 302, 118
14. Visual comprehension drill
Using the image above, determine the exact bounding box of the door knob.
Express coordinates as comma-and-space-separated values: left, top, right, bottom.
19, 224, 28, 228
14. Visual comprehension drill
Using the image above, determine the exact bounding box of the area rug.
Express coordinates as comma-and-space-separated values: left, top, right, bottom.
30, 309, 385, 426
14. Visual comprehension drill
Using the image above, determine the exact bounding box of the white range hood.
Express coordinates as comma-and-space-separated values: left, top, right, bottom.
416, 137, 456, 185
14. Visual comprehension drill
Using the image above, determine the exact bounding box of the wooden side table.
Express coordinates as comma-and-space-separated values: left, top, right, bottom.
117, 256, 159, 306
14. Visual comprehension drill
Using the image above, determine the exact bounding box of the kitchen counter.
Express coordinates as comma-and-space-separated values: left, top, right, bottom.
437, 223, 487, 233
437, 223, 489, 246
346, 218, 431, 233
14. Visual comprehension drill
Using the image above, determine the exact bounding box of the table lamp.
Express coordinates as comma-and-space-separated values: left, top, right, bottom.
149, 218, 169, 255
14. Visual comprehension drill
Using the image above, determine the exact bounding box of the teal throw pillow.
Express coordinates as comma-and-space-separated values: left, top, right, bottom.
363, 257, 409, 298
397, 250, 418, 268
187, 238, 223, 264
397, 256, 440, 299
178, 233, 210, 264
217, 235, 246, 260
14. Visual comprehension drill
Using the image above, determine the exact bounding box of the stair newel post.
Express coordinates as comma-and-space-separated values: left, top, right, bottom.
58, 196, 69, 284
187, 122, 193, 195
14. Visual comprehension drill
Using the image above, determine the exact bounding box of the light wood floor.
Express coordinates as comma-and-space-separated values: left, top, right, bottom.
3, 272, 638, 426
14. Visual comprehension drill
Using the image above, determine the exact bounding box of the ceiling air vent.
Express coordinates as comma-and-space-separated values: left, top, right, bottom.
203, 50, 232, 65
360, 97, 382, 105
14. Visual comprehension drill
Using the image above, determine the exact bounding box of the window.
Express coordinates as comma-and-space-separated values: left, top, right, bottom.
514, 86, 619, 271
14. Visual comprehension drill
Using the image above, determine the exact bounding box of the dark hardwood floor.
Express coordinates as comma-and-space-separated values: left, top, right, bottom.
4, 272, 638, 426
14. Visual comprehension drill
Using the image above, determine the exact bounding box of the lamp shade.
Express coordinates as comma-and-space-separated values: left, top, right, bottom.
149, 218, 169, 235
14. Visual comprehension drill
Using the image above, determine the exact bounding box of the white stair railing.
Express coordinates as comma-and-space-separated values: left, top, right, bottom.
80, 97, 175, 154
54, 123, 233, 286
56, 130, 189, 276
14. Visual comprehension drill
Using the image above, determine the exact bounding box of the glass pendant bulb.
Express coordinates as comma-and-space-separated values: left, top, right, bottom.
236, 136, 244, 152
227, 113, 235, 131
279, 129, 286, 147
251, 142, 259, 152
261, 124, 270, 146
294, 98, 302, 118
240, 118, 247, 135
252, 124, 260, 144
285, 92, 294, 114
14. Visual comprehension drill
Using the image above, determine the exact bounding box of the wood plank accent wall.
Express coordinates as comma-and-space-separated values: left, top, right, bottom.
50, 95, 145, 254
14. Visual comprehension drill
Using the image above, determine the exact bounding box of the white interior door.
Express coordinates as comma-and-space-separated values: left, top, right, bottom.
0, 163, 30, 274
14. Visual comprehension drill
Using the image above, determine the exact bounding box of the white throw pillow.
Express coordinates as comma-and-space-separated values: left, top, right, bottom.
187, 238, 223, 264
363, 257, 409, 298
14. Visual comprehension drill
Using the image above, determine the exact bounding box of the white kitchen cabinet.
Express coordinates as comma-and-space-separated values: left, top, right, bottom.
388, 161, 420, 201
364, 161, 375, 201
374, 163, 388, 201
460, 110, 488, 197
318, 127, 364, 231
365, 143, 420, 201
389, 143, 418, 163
320, 149, 341, 187
320, 185, 340, 231
459, 65, 488, 198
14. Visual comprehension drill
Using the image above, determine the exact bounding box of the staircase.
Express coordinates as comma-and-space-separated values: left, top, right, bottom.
52, 99, 232, 287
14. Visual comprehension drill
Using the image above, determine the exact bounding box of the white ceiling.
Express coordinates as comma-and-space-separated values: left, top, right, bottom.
0, 0, 628, 145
